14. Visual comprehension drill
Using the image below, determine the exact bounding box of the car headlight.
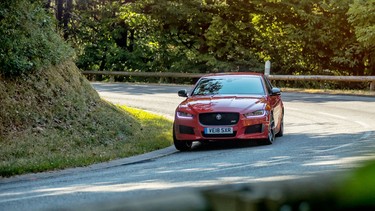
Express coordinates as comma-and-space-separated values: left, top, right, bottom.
243, 110, 265, 118
177, 111, 194, 118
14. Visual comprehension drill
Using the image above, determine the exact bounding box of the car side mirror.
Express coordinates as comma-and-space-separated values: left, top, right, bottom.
271, 87, 281, 96
178, 89, 188, 97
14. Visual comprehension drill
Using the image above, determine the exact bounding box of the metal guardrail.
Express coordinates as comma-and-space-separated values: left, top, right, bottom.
82, 71, 375, 91
268, 75, 375, 91
82, 71, 205, 78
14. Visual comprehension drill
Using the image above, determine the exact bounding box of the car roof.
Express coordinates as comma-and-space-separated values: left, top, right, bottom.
200, 72, 264, 78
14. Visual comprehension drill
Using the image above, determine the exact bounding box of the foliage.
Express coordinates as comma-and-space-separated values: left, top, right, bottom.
250, 0, 366, 75
133, 0, 269, 72
60, 0, 164, 73
347, 0, 375, 48
347, 0, 375, 75
337, 160, 375, 208
0, 0, 73, 76
14, 0, 375, 77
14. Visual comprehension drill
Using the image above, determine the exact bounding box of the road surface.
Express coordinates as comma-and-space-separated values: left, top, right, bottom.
0, 82, 374, 210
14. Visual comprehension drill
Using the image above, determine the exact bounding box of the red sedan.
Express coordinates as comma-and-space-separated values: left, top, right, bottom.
173, 72, 284, 151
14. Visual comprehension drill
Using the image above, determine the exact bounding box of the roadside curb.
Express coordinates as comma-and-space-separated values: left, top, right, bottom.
87, 146, 177, 169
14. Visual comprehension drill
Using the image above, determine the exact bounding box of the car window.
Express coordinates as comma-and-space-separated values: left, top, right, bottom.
192, 76, 265, 96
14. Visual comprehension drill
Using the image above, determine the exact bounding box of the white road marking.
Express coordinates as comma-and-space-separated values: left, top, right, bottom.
354, 121, 373, 140
318, 112, 347, 120
286, 107, 301, 111
312, 119, 373, 153
313, 143, 354, 153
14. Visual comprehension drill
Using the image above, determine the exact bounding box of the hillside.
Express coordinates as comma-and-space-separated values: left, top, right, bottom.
0, 0, 172, 177
0, 61, 172, 177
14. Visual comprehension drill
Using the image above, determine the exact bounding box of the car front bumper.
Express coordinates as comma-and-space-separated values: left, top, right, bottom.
174, 114, 270, 141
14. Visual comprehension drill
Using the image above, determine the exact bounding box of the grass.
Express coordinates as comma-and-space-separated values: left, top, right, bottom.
0, 105, 173, 177
0, 60, 172, 177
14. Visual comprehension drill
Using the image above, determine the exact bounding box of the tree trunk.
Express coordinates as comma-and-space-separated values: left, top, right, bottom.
368, 51, 375, 76
55, 0, 64, 27
63, 0, 73, 39
128, 29, 135, 52
100, 46, 108, 71
114, 21, 128, 49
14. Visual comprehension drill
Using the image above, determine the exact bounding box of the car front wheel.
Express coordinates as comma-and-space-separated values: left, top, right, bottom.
264, 114, 275, 145
276, 112, 284, 137
173, 126, 192, 151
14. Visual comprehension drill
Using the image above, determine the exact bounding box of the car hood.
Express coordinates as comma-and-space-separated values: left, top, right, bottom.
179, 95, 266, 113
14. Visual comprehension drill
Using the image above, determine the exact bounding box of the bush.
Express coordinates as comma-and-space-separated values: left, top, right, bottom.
0, 0, 73, 76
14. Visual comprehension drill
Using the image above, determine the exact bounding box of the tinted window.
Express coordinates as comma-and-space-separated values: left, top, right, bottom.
192, 76, 265, 96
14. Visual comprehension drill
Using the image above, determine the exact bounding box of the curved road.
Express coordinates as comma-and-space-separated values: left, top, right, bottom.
0, 82, 374, 210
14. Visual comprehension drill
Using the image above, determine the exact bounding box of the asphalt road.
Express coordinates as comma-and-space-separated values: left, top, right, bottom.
0, 82, 374, 210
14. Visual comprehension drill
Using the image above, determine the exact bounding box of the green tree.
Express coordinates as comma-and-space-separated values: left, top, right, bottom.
0, 0, 73, 76
347, 0, 375, 75
53, 0, 168, 75
253, 0, 367, 75
139, 0, 266, 72
33, 0, 374, 76
137, 0, 372, 75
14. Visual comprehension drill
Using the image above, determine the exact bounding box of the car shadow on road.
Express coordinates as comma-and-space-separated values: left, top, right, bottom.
190, 139, 264, 151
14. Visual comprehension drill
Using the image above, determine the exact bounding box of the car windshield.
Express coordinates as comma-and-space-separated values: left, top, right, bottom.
192, 76, 265, 96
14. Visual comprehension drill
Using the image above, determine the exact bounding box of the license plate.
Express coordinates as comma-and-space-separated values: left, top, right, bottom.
204, 127, 233, 134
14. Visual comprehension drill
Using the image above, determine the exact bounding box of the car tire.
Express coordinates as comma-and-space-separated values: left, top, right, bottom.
264, 114, 275, 145
173, 126, 192, 151
276, 112, 284, 137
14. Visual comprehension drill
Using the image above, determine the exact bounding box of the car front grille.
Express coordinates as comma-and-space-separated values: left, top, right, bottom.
199, 112, 239, 126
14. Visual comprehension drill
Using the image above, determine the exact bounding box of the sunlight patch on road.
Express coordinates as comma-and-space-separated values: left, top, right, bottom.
0, 175, 310, 204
